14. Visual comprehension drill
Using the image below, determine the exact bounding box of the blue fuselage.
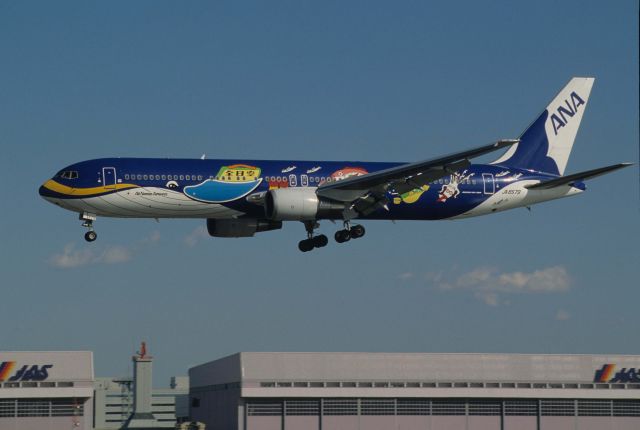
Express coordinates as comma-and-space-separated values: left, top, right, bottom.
39, 158, 571, 221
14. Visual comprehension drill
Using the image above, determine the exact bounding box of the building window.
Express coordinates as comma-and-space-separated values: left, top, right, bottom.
613, 400, 640, 416
468, 401, 501, 416
397, 399, 429, 415
323, 399, 358, 416
247, 402, 282, 416
541, 400, 575, 416
285, 400, 319, 416
0, 399, 85, 418
361, 399, 395, 415
505, 400, 537, 416
432, 400, 466, 415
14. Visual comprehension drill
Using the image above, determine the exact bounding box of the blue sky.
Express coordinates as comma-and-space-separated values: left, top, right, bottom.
0, 0, 637, 385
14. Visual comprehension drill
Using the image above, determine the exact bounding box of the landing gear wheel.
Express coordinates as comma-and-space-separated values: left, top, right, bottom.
298, 239, 314, 252
350, 224, 365, 239
84, 231, 97, 242
334, 229, 351, 243
313, 234, 328, 248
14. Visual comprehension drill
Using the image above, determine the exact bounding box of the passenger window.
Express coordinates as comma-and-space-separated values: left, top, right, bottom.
137, 174, 142, 180
179, 175, 184, 181
197, 175, 203, 181
143, 175, 148, 180
125, 174, 129, 180
161, 175, 166, 180
186, 175, 191, 180
155, 175, 160, 180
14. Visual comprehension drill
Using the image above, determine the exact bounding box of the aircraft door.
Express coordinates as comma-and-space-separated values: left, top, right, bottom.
482, 173, 495, 194
103, 167, 117, 189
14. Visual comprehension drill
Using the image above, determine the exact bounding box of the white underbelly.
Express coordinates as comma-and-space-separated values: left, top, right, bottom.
50, 187, 244, 219
453, 180, 583, 219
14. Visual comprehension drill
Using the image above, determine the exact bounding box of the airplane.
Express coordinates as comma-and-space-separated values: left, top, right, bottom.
39, 77, 631, 252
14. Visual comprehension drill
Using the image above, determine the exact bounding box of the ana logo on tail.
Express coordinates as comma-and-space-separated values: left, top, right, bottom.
549, 91, 585, 135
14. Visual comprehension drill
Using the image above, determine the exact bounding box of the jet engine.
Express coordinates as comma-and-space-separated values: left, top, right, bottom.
264, 188, 344, 220
206, 218, 282, 237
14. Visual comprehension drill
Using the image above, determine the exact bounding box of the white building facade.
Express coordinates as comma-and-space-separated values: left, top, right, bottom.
189, 352, 640, 430
0, 351, 94, 430
93, 376, 189, 429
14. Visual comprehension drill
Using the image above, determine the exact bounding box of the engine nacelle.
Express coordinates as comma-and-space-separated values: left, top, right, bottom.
265, 188, 344, 221
206, 218, 282, 238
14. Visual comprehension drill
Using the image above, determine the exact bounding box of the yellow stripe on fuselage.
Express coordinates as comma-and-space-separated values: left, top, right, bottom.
43, 179, 138, 196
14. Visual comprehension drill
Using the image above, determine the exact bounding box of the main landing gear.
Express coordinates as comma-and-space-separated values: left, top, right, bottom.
80, 212, 98, 242
298, 221, 328, 252
298, 220, 367, 252
334, 221, 365, 244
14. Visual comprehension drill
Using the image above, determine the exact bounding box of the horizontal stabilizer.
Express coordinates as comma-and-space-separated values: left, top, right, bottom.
525, 163, 632, 190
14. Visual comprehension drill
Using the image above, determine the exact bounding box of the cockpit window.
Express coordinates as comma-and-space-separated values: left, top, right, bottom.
58, 171, 79, 179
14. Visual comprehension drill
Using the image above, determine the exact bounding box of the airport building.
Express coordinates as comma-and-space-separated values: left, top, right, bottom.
0, 348, 188, 430
189, 352, 640, 430
0, 351, 94, 430
93, 375, 189, 429
92, 343, 189, 430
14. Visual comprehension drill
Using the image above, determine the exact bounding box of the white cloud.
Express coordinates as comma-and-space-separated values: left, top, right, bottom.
48, 243, 94, 269
142, 230, 161, 244
48, 231, 160, 269
184, 226, 208, 247
556, 309, 571, 321
398, 272, 414, 281
99, 246, 133, 264
428, 266, 571, 306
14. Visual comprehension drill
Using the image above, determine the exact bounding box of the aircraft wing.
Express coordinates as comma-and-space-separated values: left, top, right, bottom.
525, 163, 632, 190
316, 139, 518, 216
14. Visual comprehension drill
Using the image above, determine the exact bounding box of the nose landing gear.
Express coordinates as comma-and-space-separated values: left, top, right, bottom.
80, 212, 98, 242
298, 221, 328, 252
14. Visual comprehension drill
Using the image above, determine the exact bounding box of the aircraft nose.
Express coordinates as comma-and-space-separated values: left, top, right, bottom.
39, 181, 56, 200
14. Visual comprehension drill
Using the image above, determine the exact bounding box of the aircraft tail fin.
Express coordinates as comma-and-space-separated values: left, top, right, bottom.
492, 77, 595, 175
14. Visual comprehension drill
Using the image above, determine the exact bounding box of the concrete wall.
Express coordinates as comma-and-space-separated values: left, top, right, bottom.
241, 415, 640, 430
0, 414, 88, 430
189, 386, 242, 430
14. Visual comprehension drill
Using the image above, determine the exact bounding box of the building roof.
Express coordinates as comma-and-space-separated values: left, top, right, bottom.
190, 352, 640, 387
